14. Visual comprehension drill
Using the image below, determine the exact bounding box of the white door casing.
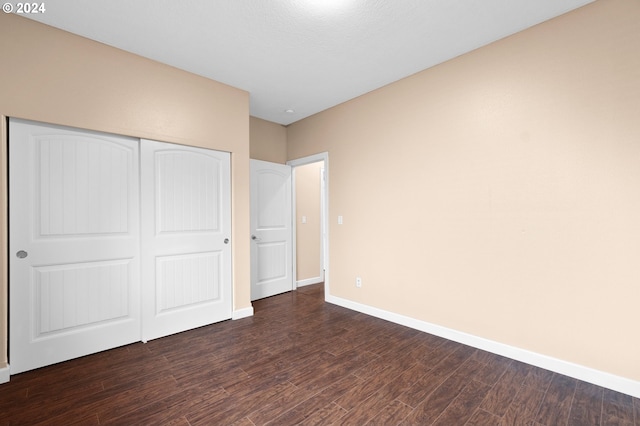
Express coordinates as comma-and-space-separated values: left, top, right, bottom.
250, 160, 293, 300
141, 139, 232, 341
9, 118, 141, 374
320, 167, 327, 282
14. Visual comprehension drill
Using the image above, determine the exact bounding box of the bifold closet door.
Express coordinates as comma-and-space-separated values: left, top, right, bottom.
140, 139, 232, 342
9, 118, 141, 374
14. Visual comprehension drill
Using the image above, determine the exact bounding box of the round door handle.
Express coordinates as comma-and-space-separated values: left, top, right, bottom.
224, 238, 229, 244
16, 250, 28, 259
251, 235, 260, 241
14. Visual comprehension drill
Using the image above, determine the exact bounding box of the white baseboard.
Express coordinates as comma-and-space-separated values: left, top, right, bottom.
0, 364, 10, 384
232, 306, 254, 320
297, 277, 323, 287
326, 294, 640, 398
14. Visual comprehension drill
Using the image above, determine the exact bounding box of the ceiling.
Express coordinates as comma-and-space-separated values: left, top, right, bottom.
23, 0, 594, 125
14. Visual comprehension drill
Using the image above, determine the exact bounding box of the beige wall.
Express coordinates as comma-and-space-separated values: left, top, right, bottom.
249, 116, 287, 163
0, 14, 251, 367
288, 0, 640, 382
295, 162, 323, 282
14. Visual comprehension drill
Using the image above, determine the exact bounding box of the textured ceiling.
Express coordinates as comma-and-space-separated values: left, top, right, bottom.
23, 0, 594, 125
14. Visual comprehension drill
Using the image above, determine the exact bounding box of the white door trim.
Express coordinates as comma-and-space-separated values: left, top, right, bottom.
287, 152, 329, 298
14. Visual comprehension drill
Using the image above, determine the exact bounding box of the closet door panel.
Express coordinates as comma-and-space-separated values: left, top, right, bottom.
9, 118, 141, 374
141, 139, 232, 341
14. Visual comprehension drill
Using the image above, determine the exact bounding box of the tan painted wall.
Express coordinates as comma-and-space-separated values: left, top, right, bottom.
295, 162, 323, 282
287, 0, 640, 382
0, 14, 251, 368
249, 116, 287, 164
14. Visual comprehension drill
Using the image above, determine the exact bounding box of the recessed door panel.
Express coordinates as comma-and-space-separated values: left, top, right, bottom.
34, 260, 132, 335
257, 241, 287, 282
155, 151, 221, 234
36, 135, 131, 237
155, 251, 222, 313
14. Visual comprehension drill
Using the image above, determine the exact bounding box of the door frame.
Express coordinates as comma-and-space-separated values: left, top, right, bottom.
287, 152, 329, 299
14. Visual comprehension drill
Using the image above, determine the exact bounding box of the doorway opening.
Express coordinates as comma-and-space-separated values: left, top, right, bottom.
288, 152, 329, 299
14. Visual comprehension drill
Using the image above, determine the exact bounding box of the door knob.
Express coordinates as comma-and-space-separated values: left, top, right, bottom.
16, 250, 28, 259
251, 235, 260, 241
224, 238, 229, 244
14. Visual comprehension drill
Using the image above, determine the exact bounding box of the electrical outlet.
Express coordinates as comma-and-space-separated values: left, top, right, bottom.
356, 276, 362, 288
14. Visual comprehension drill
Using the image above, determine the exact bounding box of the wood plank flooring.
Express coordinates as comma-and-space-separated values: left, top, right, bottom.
1, 283, 638, 425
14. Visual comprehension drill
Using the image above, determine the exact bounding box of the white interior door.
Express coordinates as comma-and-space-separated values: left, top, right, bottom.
141, 140, 232, 341
9, 118, 141, 374
250, 159, 293, 300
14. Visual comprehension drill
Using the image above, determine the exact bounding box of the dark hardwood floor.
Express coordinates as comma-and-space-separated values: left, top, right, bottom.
1, 283, 638, 425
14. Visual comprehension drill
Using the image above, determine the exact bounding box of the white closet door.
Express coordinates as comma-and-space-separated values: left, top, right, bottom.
9, 118, 141, 374
141, 139, 232, 341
